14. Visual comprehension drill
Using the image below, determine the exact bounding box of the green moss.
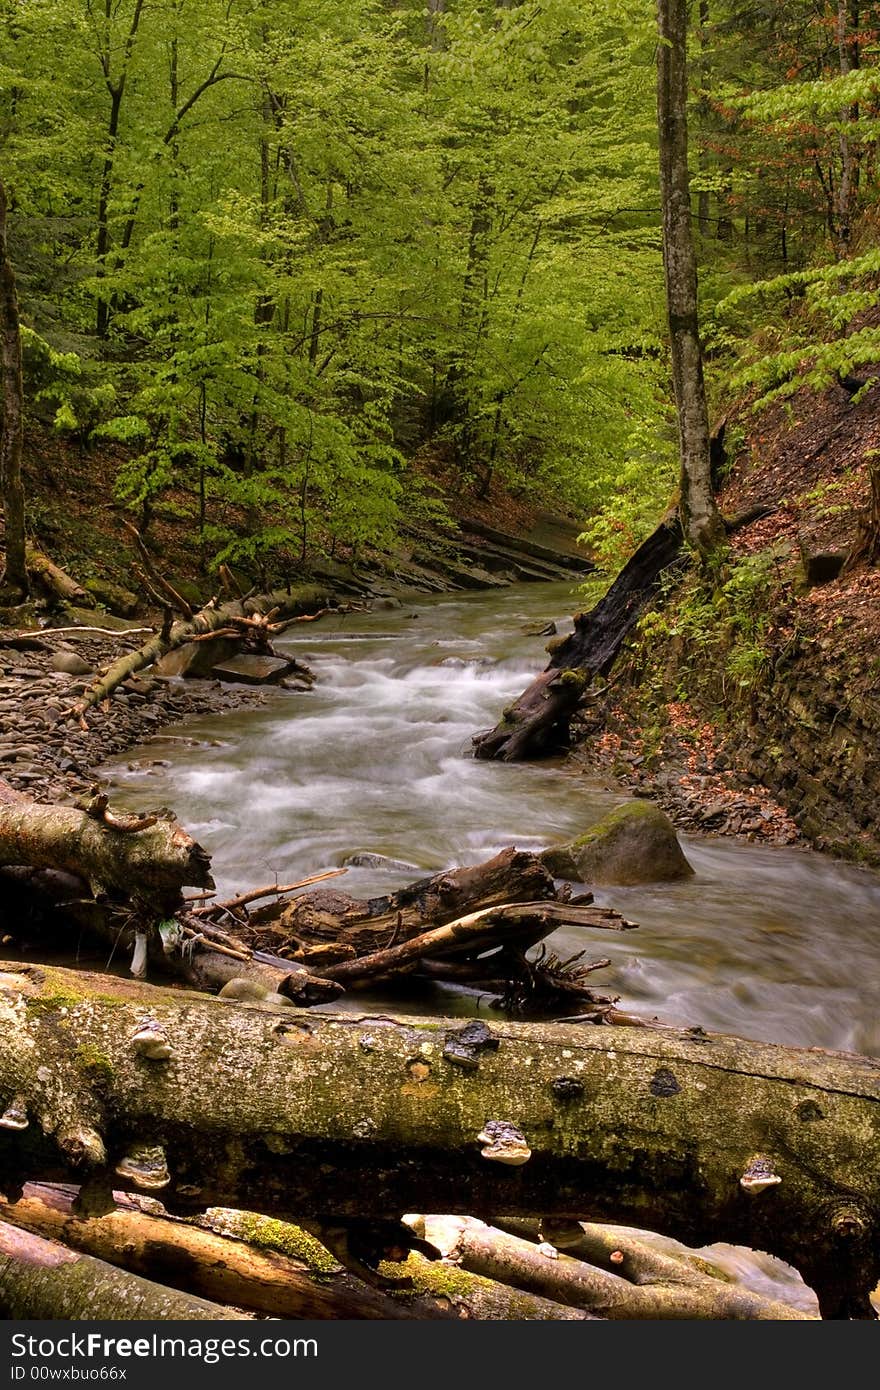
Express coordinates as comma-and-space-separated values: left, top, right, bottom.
27, 988, 125, 1018
381, 1256, 476, 1299
570, 797, 665, 849
231, 1214, 339, 1274
74, 1045, 115, 1085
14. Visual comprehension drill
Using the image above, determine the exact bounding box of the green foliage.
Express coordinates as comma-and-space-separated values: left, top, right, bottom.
0, 0, 670, 574
636, 552, 782, 703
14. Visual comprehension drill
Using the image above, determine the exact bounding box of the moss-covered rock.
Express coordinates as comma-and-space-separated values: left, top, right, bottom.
84, 577, 141, 617
541, 800, 694, 885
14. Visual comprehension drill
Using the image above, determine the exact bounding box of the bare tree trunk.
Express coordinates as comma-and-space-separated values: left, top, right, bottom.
0, 179, 28, 604
2, 960, 879, 1316
656, 0, 725, 560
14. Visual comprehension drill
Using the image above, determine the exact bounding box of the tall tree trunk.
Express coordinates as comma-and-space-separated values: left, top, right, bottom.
835, 0, 860, 257
656, 0, 724, 560
0, 179, 28, 604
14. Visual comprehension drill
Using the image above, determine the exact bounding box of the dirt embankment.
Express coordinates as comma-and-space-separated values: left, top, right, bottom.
572, 379, 880, 866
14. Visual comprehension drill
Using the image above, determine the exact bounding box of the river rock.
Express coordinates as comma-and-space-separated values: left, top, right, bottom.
541, 800, 694, 885
50, 650, 94, 677
211, 654, 298, 685
84, 577, 141, 616
342, 852, 420, 872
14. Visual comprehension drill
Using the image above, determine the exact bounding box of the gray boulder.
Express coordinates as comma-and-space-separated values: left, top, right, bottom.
50, 649, 94, 677
541, 800, 694, 886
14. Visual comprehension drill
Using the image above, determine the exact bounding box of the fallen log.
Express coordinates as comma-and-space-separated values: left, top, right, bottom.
247, 847, 559, 958
25, 545, 94, 608
1, 960, 878, 1317
0, 1221, 249, 1320
0, 792, 212, 904
0, 1184, 454, 1319
69, 584, 331, 717
473, 517, 685, 761
317, 902, 630, 990
413, 1215, 812, 1319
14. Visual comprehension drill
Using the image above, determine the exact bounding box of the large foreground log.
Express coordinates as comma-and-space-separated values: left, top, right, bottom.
473, 518, 684, 761
1, 961, 878, 1317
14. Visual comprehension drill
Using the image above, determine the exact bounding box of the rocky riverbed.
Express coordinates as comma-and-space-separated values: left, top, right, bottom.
0, 627, 270, 805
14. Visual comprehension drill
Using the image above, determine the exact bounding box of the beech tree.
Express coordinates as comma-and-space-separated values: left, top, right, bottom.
656, 0, 725, 561
0, 178, 28, 604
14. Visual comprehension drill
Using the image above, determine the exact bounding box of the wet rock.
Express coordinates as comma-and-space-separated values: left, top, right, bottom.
211, 654, 300, 685
541, 800, 694, 885
342, 852, 420, 872
50, 650, 94, 677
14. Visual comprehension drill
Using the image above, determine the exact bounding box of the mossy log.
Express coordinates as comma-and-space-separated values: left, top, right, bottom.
473, 518, 684, 761
0, 1184, 456, 1319
0, 1220, 249, 1320
0, 797, 212, 904
25, 545, 94, 608
414, 1215, 811, 1319
1, 961, 878, 1317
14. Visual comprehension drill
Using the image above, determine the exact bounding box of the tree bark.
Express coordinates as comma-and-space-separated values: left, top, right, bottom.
2, 961, 878, 1317
0, 1220, 249, 1320
261, 847, 558, 956
25, 546, 95, 607
0, 796, 212, 904
656, 0, 725, 559
0, 1184, 454, 1320
0, 179, 28, 604
416, 1215, 811, 1319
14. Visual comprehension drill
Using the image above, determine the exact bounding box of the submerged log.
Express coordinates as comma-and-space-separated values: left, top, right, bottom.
0, 1221, 248, 1320
473, 517, 685, 761
1, 960, 878, 1317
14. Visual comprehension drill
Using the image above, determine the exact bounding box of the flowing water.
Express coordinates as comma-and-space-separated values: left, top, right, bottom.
105, 580, 880, 1055
102, 580, 880, 1313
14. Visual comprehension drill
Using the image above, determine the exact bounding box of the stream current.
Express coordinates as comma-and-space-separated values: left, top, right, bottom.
102, 580, 880, 1313
106, 580, 880, 1055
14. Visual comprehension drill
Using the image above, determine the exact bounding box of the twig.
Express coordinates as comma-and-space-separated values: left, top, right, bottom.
124, 522, 194, 618
193, 867, 347, 915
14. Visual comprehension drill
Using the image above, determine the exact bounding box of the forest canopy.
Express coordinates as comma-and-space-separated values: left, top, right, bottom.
2, 0, 880, 574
